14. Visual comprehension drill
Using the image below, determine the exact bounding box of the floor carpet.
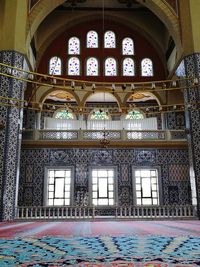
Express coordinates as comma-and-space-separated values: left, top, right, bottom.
0, 220, 199, 266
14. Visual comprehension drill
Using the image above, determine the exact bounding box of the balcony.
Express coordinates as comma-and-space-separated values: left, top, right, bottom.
22, 129, 187, 148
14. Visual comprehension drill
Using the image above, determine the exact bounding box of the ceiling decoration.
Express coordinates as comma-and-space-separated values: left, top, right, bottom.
128, 93, 153, 102
47, 91, 74, 102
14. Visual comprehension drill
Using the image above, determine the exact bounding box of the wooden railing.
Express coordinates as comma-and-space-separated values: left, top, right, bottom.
22, 129, 186, 142
16, 205, 197, 220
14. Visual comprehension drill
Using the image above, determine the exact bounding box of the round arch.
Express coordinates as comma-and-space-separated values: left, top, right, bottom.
27, 0, 181, 61
81, 91, 122, 108
39, 87, 81, 107
124, 90, 162, 107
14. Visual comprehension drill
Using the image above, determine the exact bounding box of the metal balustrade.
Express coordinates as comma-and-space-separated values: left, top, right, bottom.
22, 129, 187, 141
16, 205, 196, 220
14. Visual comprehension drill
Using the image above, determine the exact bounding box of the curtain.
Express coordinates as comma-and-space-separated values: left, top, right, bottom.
44, 117, 157, 130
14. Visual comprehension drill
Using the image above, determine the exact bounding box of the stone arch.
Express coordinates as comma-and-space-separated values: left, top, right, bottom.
27, 0, 181, 59
81, 90, 123, 108
124, 90, 162, 106
39, 86, 81, 106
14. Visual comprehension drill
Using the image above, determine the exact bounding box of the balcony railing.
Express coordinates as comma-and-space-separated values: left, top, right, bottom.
16, 205, 196, 220
22, 129, 187, 142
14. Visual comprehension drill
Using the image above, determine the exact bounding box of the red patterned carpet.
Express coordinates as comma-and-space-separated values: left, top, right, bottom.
0, 220, 199, 238
0, 220, 200, 266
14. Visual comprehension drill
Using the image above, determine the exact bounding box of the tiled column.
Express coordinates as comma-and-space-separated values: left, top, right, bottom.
0, 51, 27, 221
183, 53, 200, 218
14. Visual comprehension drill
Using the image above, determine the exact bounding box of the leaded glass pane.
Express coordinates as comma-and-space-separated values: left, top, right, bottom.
68, 57, 80, 76
123, 58, 135, 76
105, 58, 117, 76
49, 57, 62, 75
68, 37, 80, 54
125, 110, 144, 120
90, 109, 109, 120
47, 169, 72, 206
141, 58, 153, 76
134, 168, 159, 206
55, 109, 75, 120
122, 38, 134, 55
87, 30, 98, 48
86, 57, 98, 76
104, 31, 116, 48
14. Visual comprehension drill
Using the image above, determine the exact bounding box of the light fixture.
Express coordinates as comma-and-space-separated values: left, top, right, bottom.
151, 83, 156, 89
81, 83, 85, 89
193, 77, 198, 85
92, 83, 96, 93
122, 84, 126, 91
131, 83, 135, 90
71, 80, 75, 88
6, 67, 12, 75
52, 78, 57, 84
172, 81, 177, 87
100, 131, 110, 148
28, 74, 34, 80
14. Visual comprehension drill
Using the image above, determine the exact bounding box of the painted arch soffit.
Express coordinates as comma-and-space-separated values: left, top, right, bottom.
27, 0, 180, 50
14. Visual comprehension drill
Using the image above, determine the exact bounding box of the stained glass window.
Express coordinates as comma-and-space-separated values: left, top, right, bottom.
90, 109, 110, 120
87, 30, 98, 48
68, 57, 80, 76
104, 31, 116, 48
125, 110, 144, 120
54, 109, 75, 120
123, 58, 135, 76
122, 38, 134, 55
49, 57, 62, 75
86, 57, 99, 76
141, 58, 153, 76
68, 37, 80, 54
105, 58, 117, 76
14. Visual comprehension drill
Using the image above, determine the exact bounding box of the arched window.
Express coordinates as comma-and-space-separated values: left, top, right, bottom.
125, 110, 144, 120
89, 109, 110, 120
104, 31, 116, 48
54, 109, 75, 120
123, 58, 135, 76
87, 30, 98, 48
68, 57, 80, 76
105, 58, 117, 76
122, 38, 134, 55
49, 57, 62, 75
141, 58, 153, 76
68, 37, 80, 54
86, 57, 99, 76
